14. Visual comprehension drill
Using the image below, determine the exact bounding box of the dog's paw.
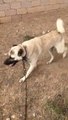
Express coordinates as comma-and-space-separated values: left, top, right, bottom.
46, 59, 54, 64
63, 52, 67, 58
46, 61, 51, 64
19, 77, 26, 82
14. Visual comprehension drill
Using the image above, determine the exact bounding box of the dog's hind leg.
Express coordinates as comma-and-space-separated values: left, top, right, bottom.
55, 38, 67, 58
63, 47, 68, 58
46, 50, 54, 64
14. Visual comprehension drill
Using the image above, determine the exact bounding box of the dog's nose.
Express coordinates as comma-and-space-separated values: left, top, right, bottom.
4, 57, 14, 65
4, 57, 18, 66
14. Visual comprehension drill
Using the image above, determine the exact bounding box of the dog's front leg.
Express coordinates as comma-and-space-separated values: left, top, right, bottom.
19, 62, 37, 82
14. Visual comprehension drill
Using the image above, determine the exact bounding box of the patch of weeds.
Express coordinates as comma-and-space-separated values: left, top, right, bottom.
47, 94, 68, 115
0, 107, 3, 120
23, 35, 34, 41
42, 93, 68, 120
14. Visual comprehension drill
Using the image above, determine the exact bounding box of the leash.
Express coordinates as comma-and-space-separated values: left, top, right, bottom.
22, 59, 28, 120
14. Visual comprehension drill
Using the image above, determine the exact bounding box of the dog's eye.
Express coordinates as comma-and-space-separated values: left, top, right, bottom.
18, 49, 23, 56
10, 50, 14, 55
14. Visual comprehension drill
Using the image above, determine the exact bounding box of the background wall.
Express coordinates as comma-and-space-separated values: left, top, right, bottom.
0, 0, 68, 23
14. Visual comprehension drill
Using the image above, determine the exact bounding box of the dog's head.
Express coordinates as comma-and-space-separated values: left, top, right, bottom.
4, 44, 26, 66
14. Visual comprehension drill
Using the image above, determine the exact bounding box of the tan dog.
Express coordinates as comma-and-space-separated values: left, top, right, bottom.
5, 19, 67, 82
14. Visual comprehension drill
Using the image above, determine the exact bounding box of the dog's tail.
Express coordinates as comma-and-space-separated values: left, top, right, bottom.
56, 18, 65, 33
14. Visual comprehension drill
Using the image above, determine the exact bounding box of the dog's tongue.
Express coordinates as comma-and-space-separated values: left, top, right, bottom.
11, 61, 18, 66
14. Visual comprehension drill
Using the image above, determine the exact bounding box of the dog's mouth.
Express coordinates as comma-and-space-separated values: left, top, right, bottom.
4, 57, 18, 66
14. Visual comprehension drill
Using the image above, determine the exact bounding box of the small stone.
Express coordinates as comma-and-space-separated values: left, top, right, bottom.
20, 114, 22, 117
47, 30, 50, 33
4, 53, 7, 56
6, 118, 10, 120
16, 29, 19, 33
11, 115, 15, 119
42, 31, 45, 35
3, 113, 5, 116
33, 113, 36, 117
48, 96, 51, 99
23, 27, 24, 30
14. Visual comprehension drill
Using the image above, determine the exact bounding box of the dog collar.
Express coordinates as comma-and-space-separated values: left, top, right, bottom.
22, 46, 27, 61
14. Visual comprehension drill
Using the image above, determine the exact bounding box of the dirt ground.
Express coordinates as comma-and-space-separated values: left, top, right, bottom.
0, 7, 68, 120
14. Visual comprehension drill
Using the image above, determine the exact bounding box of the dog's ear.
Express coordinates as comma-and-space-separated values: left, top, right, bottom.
18, 48, 23, 56
13, 44, 17, 46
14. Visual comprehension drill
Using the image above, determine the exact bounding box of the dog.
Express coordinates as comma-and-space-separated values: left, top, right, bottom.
4, 18, 67, 82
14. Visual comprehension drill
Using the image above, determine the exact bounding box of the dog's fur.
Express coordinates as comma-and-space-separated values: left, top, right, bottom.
5, 19, 67, 82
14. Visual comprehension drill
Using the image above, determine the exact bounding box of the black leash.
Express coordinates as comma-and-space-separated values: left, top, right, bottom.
22, 59, 28, 120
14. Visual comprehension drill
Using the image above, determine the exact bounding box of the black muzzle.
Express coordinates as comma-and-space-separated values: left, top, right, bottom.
4, 57, 18, 66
